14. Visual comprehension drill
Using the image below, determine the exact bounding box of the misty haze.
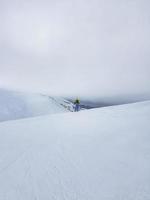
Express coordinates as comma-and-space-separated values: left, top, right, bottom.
0, 0, 150, 199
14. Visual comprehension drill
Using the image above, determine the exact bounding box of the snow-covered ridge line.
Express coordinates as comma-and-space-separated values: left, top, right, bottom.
0, 89, 71, 122
0, 100, 150, 199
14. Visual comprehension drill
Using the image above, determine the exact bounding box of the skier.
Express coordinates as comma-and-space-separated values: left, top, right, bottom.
74, 98, 80, 112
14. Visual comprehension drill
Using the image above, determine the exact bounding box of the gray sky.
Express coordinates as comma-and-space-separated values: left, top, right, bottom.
0, 0, 150, 99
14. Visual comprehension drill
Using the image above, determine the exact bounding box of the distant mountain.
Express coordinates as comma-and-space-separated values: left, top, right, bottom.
0, 89, 71, 122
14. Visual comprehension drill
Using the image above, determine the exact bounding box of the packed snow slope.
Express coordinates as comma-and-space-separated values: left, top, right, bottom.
0, 89, 70, 122
0, 101, 150, 200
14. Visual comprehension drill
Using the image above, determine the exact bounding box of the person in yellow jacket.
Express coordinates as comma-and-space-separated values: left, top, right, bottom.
74, 98, 80, 112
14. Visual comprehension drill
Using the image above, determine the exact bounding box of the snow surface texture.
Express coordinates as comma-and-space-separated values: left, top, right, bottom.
0, 101, 150, 199
0, 89, 70, 122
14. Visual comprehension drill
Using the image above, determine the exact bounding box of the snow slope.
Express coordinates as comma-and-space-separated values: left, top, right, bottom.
0, 101, 150, 199
0, 89, 69, 122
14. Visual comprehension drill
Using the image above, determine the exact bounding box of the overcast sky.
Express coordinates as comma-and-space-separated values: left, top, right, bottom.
0, 0, 150, 99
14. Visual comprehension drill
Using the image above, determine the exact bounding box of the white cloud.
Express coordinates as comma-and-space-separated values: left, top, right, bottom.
0, 0, 150, 99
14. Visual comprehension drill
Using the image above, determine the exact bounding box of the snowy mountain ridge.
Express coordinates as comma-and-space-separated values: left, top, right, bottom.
0, 89, 73, 122
0, 100, 150, 199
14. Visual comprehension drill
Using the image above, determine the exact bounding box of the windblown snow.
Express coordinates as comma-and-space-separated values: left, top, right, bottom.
0, 89, 70, 122
0, 101, 150, 200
